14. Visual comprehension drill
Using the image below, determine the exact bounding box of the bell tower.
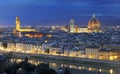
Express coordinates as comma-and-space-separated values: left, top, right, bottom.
16, 16, 20, 31
69, 19, 74, 33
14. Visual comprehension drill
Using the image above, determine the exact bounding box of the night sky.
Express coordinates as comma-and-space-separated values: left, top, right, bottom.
0, 0, 120, 26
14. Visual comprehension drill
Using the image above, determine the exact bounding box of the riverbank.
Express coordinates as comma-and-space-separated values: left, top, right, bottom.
0, 49, 119, 67
9, 51, 120, 67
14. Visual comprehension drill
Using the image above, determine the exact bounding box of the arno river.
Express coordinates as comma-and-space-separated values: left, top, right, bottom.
10, 59, 120, 74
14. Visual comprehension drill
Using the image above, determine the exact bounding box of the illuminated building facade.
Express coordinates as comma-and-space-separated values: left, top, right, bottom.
15, 16, 36, 32
99, 49, 119, 60
69, 19, 88, 33
14, 19, 52, 38
85, 47, 100, 59
24, 33, 52, 38
16, 16, 20, 31
69, 14, 102, 33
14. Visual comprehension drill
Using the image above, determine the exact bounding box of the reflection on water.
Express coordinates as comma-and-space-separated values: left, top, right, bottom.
10, 59, 120, 74
110, 69, 113, 74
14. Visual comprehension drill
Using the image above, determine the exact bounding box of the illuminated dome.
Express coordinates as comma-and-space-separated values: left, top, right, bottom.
88, 14, 101, 32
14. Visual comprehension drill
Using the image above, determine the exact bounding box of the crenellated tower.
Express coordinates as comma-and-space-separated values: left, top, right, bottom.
16, 16, 20, 31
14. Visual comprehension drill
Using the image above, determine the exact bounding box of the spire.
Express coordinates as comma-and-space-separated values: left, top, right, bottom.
16, 16, 19, 20
93, 13, 96, 18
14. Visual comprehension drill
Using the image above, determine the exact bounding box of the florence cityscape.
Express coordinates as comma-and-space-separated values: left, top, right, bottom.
0, 0, 120, 74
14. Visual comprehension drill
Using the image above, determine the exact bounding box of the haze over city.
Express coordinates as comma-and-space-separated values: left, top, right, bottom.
0, 0, 120, 26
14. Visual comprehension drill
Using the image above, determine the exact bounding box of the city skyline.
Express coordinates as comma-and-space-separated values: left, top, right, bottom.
0, 0, 120, 26
0, 1, 119, 73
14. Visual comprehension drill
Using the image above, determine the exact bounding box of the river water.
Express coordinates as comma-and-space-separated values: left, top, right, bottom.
10, 59, 120, 74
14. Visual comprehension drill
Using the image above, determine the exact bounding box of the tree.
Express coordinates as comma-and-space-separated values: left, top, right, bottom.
35, 63, 56, 74
24, 56, 28, 63
2, 42, 7, 49
64, 67, 70, 74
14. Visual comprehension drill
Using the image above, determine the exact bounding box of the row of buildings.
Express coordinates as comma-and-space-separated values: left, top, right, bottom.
0, 41, 119, 61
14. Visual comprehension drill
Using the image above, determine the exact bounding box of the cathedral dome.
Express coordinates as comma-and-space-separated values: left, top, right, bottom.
88, 14, 101, 32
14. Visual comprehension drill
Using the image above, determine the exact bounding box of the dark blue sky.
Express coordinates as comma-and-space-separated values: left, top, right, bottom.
0, 0, 120, 26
